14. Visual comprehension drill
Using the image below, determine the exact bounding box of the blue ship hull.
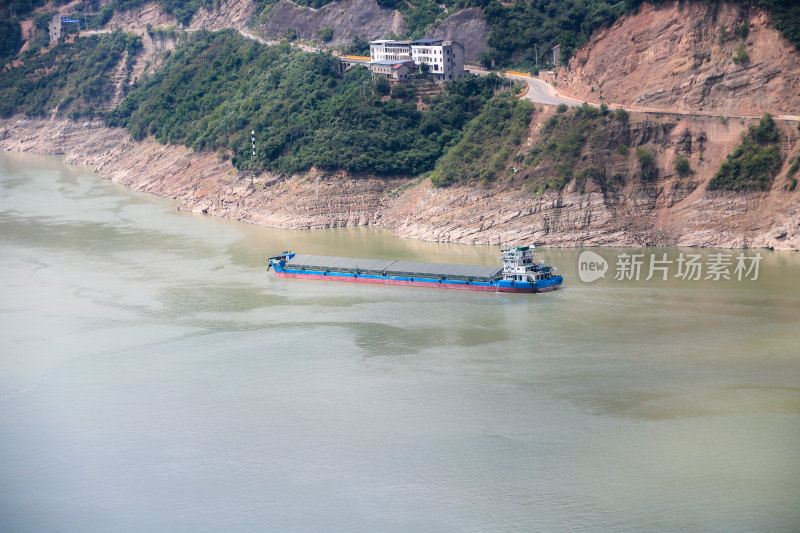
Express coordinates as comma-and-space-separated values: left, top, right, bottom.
273, 265, 563, 293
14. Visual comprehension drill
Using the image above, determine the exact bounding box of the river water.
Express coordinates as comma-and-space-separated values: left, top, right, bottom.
1, 151, 799, 532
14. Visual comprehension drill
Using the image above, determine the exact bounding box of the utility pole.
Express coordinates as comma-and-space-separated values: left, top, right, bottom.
250, 130, 256, 187
535, 43, 538, 67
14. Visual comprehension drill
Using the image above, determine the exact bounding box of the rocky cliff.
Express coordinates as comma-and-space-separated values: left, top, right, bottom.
423, 7, 488, 63
2, 113, 798, 250
382, 108, 800, 251
254, 0, 405, 43
556, 1, 800, 118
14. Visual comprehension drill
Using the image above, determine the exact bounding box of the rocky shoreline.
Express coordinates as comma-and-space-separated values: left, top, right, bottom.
1, 115, 798, 251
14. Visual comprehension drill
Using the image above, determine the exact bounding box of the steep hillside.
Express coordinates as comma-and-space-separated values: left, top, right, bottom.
557, 1, 800, 117
254, 0, 404, 43
2, 2, 799, 251
382, 109, 800, 250
422, 7, 487, 63
0, 31, 142, 118
4, 107, 799, 250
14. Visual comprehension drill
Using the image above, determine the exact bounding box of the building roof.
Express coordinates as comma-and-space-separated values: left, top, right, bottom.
370, 40, 411, 45
411, 39, 444, 45
371, 60, 414, 66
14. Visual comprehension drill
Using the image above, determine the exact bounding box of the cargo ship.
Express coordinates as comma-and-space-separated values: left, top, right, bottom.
267, 245, 562, 293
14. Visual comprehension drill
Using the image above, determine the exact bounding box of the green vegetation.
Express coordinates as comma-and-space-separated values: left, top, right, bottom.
522, 102, 614, 192
752, 0, 800, 50
106, 30, 503, 176
464, 0, 798, 67
478, 0, 630, 69
786, 155, 799, 190
0, 30, 141, 118
345, 35, 370, 56
556, 103, 568, 113
732, 43, 749, 64
2, 0, 800, 72
0, 19, 22, 63
266, 0, 799, 66
737, 23, 749, 39
429, 95, 533, 187
708, 113, 783, 191
789, 155, 800, 177
613, 108, 629, 122
673, 154, 692, 177
1, 0, 53, 19
636, 147, 657, 181
317, 26, 333, 42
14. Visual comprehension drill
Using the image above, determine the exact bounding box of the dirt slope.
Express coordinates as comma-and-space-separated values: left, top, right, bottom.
557, 1, 800, 117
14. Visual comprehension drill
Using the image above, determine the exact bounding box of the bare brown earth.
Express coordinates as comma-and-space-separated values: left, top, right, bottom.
2, 114, 798, 250
384, 110, 800, 250
557, 1, 800, 117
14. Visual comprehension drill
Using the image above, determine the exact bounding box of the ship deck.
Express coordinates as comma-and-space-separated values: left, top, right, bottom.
285, 254, 502, 283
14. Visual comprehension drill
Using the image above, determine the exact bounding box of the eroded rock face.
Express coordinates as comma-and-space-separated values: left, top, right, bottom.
557, 1, 800, 117
189, 0, 256, 33
424, 7, 488, 63
257, 0, 405, 42
108, 3, 179, 33
2, 115, 798, 250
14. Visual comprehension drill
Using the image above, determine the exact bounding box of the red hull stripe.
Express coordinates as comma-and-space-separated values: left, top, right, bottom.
275, 271, 559, 293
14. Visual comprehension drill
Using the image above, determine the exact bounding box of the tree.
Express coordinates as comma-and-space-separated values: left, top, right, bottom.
673, 154, 692, 177
0, 19, 22, 63
732, 43, 749, 65
317, 26, 333, 43
391, 84, 412, 100
477, 50, 494, 70
374, 76, 390, 95
346, 35, 369, 56
636, 147, 657, 181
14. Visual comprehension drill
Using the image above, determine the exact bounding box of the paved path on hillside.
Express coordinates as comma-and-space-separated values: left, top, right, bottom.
479, 67, 800, 122
466, 67, 579, 108
466, 65, 800, 122
504, 72, 581, 107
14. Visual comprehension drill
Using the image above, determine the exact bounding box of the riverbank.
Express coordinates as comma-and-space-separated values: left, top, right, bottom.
1, 115, 798, 250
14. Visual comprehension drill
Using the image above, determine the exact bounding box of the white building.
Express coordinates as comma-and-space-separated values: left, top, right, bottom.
369, 39, 465, 83
369, 40, 412, 62
410, 39, 465, 82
